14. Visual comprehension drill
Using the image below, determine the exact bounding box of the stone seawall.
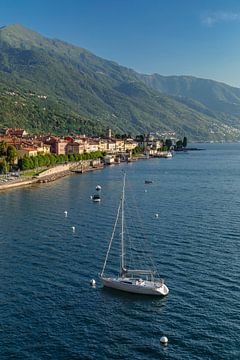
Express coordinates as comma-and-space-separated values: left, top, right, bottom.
37, 163, 73, 178
0, 159, 103, 190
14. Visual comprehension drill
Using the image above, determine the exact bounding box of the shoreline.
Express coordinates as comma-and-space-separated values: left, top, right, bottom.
0, 152, 170, 192
0, 161, 110, 191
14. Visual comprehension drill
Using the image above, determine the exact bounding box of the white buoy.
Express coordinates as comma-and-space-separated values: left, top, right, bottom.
144, 189, 147, 193
90, 196, 93, 199
72, 226, 75, 233
64, 210, 68, 217
155, 213, 159, 218
160, 336, 168, 345
90, 279, 96, 286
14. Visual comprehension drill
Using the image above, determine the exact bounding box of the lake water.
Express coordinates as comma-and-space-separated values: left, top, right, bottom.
0, 143, 239, 359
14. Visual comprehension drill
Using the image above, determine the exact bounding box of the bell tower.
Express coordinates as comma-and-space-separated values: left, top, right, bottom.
106, 127, 112, 138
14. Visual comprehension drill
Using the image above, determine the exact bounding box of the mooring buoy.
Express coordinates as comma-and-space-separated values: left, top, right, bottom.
160, 336, 168, 345
90, 279, 96, 286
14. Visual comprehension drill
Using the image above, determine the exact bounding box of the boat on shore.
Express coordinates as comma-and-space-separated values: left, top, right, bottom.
100, 172, 169, 296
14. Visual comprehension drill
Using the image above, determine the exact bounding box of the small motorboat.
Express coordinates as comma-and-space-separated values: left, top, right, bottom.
92, 194, 101, 202
145, 180, 153, 184
96, 185, 102, 191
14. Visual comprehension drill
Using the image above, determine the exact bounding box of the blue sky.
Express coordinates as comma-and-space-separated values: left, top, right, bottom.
1, 0, 240, 87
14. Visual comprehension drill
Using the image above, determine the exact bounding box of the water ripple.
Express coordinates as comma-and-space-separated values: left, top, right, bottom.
1, 145, 240, 359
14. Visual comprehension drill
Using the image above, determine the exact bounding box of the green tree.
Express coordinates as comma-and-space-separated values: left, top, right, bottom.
183, 136, 187, 148
18, 156, 31, 170
165, 139, 172, 150
0, 141, 8, 156
0, 159, 9, 174
132, 146, 143, 155
135, 134, 144, 142
176, 140, 183, 149
69, 154, 75, 162
6, 145, 17, 164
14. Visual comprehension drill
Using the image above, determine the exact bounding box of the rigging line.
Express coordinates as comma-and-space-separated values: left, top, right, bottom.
100, 198, 122, 277
125, 217, 134, 269
124, 185, 144, 269
127, 179, 158, 273
125, 191, 150, 269
121, 172, 126, 272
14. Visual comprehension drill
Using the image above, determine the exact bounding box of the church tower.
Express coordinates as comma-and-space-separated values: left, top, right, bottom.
106, 127, 112, 138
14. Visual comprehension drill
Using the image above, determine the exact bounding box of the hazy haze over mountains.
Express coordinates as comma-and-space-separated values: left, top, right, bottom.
1, 24, 240, 141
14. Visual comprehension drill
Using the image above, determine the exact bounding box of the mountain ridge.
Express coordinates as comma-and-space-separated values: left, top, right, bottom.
1, 23, 240, 141
137, 73, 240, 115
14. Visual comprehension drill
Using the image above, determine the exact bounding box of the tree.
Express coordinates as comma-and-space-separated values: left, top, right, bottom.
132, 146, 143, 155
165, 139, 172, 150
135, 134, 144, 142
0, 141, 8, 156
0, 159, 9, 174
6, 145, 17, 165
69, 154, 75, 162
183, 136, 187, 148
176, 140, 183, 149
18, 156, 31, 170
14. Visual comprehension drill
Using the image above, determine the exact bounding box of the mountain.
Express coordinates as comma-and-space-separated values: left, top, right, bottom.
138, 73, 240, 115
1, 24, 240, 141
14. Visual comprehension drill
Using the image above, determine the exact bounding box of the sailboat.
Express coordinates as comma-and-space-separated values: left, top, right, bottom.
100, 173, 169, 296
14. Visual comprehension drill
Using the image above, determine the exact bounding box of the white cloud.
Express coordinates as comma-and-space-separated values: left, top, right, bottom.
201, 11, 240, 26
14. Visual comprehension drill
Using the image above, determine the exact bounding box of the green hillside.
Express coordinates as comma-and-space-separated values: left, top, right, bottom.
1, 24, 240, 141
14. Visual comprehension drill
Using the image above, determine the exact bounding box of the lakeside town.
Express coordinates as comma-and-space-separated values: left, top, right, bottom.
0, 127, 186, 189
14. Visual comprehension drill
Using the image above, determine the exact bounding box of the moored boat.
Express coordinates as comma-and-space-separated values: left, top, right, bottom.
92, 194, 101, 202
100, 172, 169, 296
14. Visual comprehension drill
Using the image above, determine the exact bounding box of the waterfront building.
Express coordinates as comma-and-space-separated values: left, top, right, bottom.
107, 138, 116, 153
17, 147, 38, 157
53, 139, 68, 155
85, 139, 99, 153
115, 138, 125, 152
99, 139, 108, 152
66, 141, 84, 155
32, 141, 51, 154
124, 139, 138, 152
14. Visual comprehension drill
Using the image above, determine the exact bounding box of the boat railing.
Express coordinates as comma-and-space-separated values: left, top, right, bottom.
154, 278, 164, 287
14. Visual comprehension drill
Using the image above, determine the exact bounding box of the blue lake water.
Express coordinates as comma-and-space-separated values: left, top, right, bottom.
0, 143, 240, 359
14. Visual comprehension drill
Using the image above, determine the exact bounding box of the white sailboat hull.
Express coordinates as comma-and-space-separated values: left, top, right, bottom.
101, 277, 169, 296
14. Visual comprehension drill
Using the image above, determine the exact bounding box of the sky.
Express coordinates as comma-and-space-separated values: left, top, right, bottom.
0, 0, 240, 87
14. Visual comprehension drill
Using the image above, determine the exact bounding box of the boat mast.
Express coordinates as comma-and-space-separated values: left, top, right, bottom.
120, 172, 126, 275
100, 197, 122, 277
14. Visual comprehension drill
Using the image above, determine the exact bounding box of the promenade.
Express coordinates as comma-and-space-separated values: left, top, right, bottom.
0, 159, 105, 191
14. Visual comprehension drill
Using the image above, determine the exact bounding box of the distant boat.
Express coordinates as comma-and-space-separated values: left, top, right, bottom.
145, 180, 153, 184
92, 194, 101, 202
100, 172, 169, 296
96, 185, 102, 191
164, 151, 173, 158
